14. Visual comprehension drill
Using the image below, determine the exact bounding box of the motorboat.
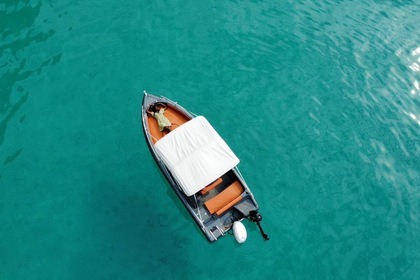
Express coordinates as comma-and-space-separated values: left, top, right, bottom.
141, 91, 268, 243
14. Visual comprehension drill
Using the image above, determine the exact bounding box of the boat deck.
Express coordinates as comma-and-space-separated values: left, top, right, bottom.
147, 105, 190, 143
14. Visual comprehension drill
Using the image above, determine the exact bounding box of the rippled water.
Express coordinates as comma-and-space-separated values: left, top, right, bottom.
1, 1, 419, 279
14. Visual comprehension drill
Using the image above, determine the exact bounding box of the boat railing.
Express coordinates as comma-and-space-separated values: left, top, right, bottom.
193, 194, 203, 222
233, 167, 259, 207
215, 225, 224, 236
234, 168, 247, 185
208, 228, 217, 241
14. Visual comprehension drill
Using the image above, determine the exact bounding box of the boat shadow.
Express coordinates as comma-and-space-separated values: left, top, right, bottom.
72, 181, 191, 278
155, 171, 211, 243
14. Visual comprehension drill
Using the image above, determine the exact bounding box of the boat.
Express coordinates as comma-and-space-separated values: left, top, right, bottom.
141, 91, 269, 243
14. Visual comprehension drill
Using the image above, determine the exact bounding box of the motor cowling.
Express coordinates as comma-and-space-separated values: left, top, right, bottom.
232, 221, 247, 243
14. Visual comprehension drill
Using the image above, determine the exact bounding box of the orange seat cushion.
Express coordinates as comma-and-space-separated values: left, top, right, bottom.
204, 181, 244, 215
215, 196, 243, 216
200, 178, 223, 195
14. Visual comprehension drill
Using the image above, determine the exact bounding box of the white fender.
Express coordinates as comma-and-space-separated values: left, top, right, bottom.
233, 221, 247, 243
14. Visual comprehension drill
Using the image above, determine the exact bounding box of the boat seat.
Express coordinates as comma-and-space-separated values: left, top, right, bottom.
200, 178, 223, 195
204, 181, 244, 215
215, 196, 243, 216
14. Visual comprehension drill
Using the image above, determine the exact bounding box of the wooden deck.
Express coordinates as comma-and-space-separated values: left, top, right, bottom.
147, 105, 190, 143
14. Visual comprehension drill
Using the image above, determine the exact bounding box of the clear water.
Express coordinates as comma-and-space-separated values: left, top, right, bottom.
1, 1, 419, 279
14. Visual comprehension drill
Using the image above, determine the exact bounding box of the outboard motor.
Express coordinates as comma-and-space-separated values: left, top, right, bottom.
248, 210, 269, 241
232, 221, 247, 243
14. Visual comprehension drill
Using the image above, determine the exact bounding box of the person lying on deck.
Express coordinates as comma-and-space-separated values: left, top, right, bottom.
147, 103, 173, 133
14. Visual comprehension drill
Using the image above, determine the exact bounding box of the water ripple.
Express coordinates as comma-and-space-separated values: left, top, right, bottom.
0, 1, 61, 165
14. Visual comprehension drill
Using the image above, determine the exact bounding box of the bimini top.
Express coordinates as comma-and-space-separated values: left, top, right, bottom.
155, 116, 240, 196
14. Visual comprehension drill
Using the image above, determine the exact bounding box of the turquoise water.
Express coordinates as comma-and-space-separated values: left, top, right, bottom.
1, 0, 419, 279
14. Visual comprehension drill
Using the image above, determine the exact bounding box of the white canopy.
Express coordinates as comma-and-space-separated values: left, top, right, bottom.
155, 116, 240, 196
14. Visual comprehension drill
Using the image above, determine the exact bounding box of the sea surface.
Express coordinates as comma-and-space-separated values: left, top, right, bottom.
1, 0, 419, 279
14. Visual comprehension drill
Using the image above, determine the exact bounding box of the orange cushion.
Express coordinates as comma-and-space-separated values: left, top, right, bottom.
204, 181, 244, 214
216, 196, 243, 216
200, 178, 223, 195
